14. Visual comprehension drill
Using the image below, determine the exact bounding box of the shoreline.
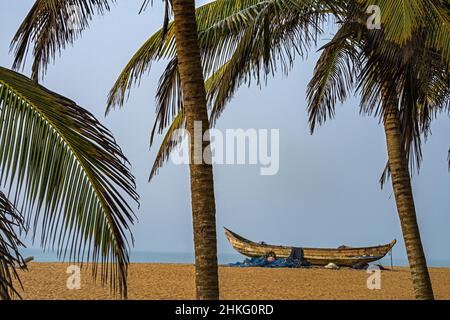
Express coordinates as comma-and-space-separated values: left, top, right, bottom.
13, 262, 450, 300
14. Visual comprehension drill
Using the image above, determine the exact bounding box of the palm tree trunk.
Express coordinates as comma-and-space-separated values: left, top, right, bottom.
171, 0, 219, 300
383, 106, 434, 300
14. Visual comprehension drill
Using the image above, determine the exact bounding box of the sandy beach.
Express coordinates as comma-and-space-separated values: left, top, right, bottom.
12, 263, 450, 300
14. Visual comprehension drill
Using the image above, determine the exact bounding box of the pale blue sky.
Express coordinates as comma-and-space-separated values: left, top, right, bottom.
1, 1, 449, 261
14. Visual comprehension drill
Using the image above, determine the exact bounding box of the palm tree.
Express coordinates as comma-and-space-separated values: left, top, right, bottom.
306, 2, 449, 300
166, 0, 219, 299
110, 0, 449, 299
11, 0, 219, 299
0, 66, 139, 299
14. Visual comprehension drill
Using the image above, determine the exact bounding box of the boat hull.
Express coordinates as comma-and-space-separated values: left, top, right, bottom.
224, 228, 396, 267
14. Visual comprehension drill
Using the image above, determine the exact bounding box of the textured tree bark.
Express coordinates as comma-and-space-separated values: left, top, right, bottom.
172, 0, 219, 300
383, 106, 434, 300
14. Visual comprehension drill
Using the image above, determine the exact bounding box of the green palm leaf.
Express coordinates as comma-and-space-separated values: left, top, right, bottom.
361, 0, 450, 64
11, 0, 115, 81
362, 0, 427, 44
152, 57, 182, 145
424, 0, 450, 67
0, 191, 25, 300
147, 58, 184, 181
106, 23, 177, 113
0, 66, 138, 297
307, 21, 363, 133
149, 109, 185, 181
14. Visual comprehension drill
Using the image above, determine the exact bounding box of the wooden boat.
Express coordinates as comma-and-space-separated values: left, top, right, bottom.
224, 227, 396, 267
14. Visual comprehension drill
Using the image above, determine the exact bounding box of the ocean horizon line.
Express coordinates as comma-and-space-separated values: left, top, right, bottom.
18, 248, 450, 267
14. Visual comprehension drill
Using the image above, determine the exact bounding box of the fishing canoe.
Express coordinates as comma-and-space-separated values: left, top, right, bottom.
224, 227, 396, 267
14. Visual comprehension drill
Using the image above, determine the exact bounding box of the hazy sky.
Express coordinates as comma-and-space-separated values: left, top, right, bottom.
1, 1, 449, 261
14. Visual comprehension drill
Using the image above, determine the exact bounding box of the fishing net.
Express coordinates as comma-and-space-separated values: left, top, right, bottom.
228, 248, 311, 268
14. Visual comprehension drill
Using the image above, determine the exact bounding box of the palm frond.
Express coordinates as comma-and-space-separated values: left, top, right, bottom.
0, 66, 138, 297
148, 58, 184, 181
11, 0, 115, 81
424, 0, 450, 67
362, 0, 427, 45
361, 0, 450, 68
0, 191, 25, 300
149, 109, 185, 181
152, 57, 182, 144
307, 21, 362, 133
106, 24, 177, 113
139, 0, 152, 14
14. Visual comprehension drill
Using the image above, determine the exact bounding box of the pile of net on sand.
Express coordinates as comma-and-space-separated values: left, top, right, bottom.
228, 248, 311, 268
228, 256, 311, 268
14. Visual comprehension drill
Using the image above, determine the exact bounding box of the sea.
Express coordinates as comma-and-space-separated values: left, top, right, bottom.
18, 248, 243, 265
17, 248, 450, 267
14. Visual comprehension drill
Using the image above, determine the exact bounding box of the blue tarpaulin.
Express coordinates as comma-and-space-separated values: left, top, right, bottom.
228, 256, 311, 268
228, 248, 311, 268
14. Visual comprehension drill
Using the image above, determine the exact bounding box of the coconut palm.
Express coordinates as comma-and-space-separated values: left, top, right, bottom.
109, 0, 449, 299
0, 66, 139, 299
10, 0, 221, 299
161, 0, 220, 299
306, 3, 449, 300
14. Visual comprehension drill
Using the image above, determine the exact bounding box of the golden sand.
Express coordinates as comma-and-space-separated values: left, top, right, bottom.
13, 263, 450, 300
